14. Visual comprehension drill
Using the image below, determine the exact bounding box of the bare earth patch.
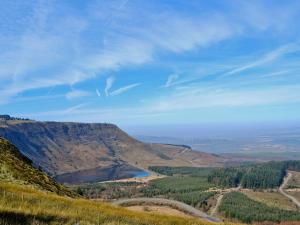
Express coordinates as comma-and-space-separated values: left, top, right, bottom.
100, 173, 165, 184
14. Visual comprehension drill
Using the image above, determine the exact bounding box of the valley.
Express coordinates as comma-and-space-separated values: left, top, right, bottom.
0, 117, 225, 184
1, 116, 300, 224
73, 163, 300, 224
2, 0, 300, 224
0, 134, 240, 225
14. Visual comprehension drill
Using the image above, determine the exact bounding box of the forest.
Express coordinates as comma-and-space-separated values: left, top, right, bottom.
207, 160, 300, 189
141, 176, 216, 210
219, 192, 300, 223
149, 166, 214, 177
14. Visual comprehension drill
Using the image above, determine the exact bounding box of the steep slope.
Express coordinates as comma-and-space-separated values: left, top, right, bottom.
0, 183, 242, 225
0, 118, 225, 184
0, 137, 75, 196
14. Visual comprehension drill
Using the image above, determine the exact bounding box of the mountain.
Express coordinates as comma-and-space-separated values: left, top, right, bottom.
0, 137, 75, 196
0, 117, 225, 184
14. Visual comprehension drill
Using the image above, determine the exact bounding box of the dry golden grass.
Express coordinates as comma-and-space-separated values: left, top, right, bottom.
0, 138, 75, 197
0, 182, 244, 225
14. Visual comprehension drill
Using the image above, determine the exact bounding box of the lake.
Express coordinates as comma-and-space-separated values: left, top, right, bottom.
133, 171, 151, 178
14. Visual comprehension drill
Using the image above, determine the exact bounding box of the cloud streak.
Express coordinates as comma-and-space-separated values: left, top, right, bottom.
104, 76, 115, 96
0, 0, 261, 102
222, 43, 300, 77
96, 89, 101, 97
164, 74, 179, 88
65, 89, 91, 100
110, 83, 141, 96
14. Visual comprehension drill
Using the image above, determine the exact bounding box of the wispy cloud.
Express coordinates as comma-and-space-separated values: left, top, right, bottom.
260, 70, 292, 78
104, 76, 115, 96
164, 74, 179, 88
222, 43, 300, 77
149, 85, 300, 111
27, 83, 300, 123
0, 0, 243, 102
65, 89, 91, 100
110, 83, 141, 96
96, 89, 101, 97
2, 0, 300, 125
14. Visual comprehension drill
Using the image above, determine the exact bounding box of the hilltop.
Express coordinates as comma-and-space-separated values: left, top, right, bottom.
0, 117, 225, 184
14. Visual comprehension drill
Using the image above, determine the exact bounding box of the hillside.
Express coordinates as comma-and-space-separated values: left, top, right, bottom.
0, 117, 224, 184
0, 182, 243, 225
0, 138, 75, 197
0, 137, 239, 225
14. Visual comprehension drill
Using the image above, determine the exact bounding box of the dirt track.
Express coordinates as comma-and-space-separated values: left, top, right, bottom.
113, 197, 222, 222
279, 172, 300, 208
210, 184, 242, 215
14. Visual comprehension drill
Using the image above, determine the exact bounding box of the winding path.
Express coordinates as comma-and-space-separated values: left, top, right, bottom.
210, 184, 242, 216
210, 194, 224, 216
279, 172, 300, 208
113, 197, 222, 222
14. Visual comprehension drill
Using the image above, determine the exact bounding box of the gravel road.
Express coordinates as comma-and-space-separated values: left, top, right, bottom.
113, 197, 222, 222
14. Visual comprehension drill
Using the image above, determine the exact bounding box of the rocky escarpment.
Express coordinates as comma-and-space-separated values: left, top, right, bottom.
0, 118, 225, 184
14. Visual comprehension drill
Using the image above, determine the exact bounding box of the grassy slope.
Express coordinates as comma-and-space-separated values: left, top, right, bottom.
0, 137, 75, 197
0, 182, 244, 225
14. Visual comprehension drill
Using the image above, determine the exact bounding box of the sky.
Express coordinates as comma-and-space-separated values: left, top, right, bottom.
1, 0, 300, 128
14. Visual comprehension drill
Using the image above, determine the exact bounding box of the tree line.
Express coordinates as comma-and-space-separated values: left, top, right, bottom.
219, 192, 300, 223
208, 160, 300, 189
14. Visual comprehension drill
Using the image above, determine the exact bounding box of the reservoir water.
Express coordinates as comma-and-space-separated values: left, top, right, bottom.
133, 171, 151, 178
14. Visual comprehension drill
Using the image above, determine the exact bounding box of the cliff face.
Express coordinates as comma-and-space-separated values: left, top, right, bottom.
0, 122, 139, 175
0, 120, 224, 184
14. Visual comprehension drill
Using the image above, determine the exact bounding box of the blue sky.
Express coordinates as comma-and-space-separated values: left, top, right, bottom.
1, 0, 300, 126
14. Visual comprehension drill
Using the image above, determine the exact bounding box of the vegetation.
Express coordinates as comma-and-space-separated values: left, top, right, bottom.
286, 171, 300, 189
208, 161, 300, 189
208, 167, 244, 187
0, 115, 30, 121
0, 138, 75, 197
0, 182, 240, 225
241, 162, 286, 189
0, 137, 242, 225
173, 191, 215, 209
149, 166, 214, 177
242, 190, 298, 210
140, 176, 217, 211
219, 192, 300, 223
143, 176, 215, 195
73, 181, 143, 199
